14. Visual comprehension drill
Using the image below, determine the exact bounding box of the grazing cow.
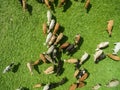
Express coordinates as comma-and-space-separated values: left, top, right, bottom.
107, 20, 114, 36
44, 0, 51, 9
96, 42, 109, 51
74, 69, 80, 77
40, 54, 47, 63
32, 59, 41, 66
74, 34, 80, 45
44, 66, 54, 74
92, 83, 101, 90
64, 58, 79, 64
44, 32, 52, 45
47, 10, 52, 25
59, 42, 70, 51
46, 45, 55, 55
27, 62, 33, 75
53, 23, 60, 35
58, 0, 66, 7
85, 0, 90, 9
43, 23, 47, 36
48, 35, 56, 46
107, 54, 120, 61
69, 83, 77, 90
54, 33, 64, 45
48, 19, 55, 33
3, 62, 14, 73
79, 52, 89, 65
113, 42, 120, 55
106, 79, 120, 87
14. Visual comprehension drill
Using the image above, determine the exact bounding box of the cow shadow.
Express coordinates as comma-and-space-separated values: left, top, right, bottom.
57, 26, 65, 34
12, 62, 21, 73
55, 60, 64, 76
81, 0, 85, 3
33, 61, 43, 74
49, 77, 68, 89
86, 3, 92, 13
54, 0, 59, 7
36, 0, 44, 3
50, 3, 56, 13
26, 4, 33, 15
63, 0, 72, 12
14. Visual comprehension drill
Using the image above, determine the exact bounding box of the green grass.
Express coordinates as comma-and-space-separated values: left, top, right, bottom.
0, 0, 120, 90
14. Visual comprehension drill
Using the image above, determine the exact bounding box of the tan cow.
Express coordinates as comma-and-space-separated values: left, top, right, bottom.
107, 20, 114, 36
53, 23, 60, 35
107, 53, 120, 61
43, 23, 47, 36
44, 0, 51, 8
58, 0, 66, 7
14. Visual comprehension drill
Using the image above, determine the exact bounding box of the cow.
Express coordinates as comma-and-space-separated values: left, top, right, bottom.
53, 23, 60, 35
107, 53, 120, 61
46, 45, 55, 55
54, 33, 63, 45
64, 58, 79, 64
33, 83, 43, 88
107, 20, 114, 37
40, 53, 47, 63
94, 50, 103, 63
48, 19, 55, 33
105, 79, 120, 87
48, 35, 56, 46
59, 42, 70, 51
43, 23, 47, 36
74, 34, 80, 45
44, 66, 54, 74
96, 42, 109, 51
44, 32, 52, 45
113, 42, 120, 55
79, 52, 89, 65
3, 62, 14, 73
27, 62, 33, 75
47, 10, 52, 25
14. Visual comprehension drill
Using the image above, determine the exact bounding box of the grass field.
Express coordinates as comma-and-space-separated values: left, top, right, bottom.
0, 0, 120, 90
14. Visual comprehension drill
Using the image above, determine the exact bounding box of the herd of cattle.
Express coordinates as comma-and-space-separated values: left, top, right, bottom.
2, 0, 120, 90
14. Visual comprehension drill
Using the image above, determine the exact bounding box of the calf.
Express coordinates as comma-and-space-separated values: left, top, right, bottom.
32, 59, 41, 66
40, 53, 47, 63
74, 34, 80, 45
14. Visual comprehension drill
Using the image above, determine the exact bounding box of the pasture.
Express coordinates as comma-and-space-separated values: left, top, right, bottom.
0, 0, 120, 90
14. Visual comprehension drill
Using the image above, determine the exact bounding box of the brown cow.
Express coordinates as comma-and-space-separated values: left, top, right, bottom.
59, 42, 70, 51
107, 53, 120, 61
40, 54, 47, 63
107, 20, 114, 36
32, 59, 41, 66
53, 23, 60, 35
43, 23, 47, 36
69, 83, 77, 90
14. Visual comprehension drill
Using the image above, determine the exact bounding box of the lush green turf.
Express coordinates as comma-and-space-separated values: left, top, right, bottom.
0, 0, 120, 90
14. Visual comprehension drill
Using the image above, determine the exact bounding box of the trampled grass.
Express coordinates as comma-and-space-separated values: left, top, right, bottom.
0, 0, 120, 90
